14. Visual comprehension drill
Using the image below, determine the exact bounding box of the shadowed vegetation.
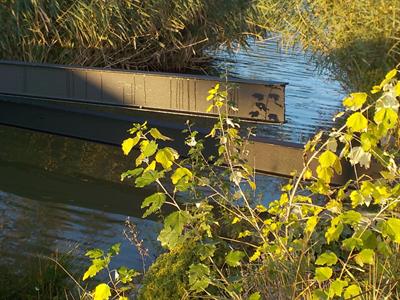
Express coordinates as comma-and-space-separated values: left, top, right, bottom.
254, 0, 400, 91
1, 1, 399, 90
0, 0, 263, 72
0, 253, 78, 300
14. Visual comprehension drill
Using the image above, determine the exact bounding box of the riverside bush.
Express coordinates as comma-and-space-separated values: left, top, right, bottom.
83, 69, 400, 299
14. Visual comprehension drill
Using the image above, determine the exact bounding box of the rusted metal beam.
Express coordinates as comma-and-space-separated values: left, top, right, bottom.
0, 60, 286, 123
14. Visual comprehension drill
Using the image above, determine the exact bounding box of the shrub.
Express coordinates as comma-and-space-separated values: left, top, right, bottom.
117, 69, 400, 299
138, 242, 197, 300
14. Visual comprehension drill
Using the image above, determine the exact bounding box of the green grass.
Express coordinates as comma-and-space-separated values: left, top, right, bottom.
0, 252, 79, 300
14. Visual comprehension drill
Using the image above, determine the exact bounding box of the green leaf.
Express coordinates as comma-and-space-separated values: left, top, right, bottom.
197, 244, 216, 261
120, 168, 143, 181
135, 170, 159, 187
117, 266, 140, 284
85, 249, 104, 259
312, 289, 328, 300
225, 250, 245, 267
248, 292, 261, 300
341, 210, 362, 226
171, 167, 193, 185
141, 192, 166, 217
360, 230, 378, 249
93, 283, 111, 300
188, 263, 210, 292
354, 249, 375, 267
346, 112, 368, 132
155, 147, 178, 169
149, 128, 172, 141
381, 218, 400, 243
344, 284, 361, 299
342, 92, 367, 110
158, 211, 190, 249
328, 279, 348, 298
140, 140, 158, 157
109, 243, 121, 256
319, 150, 338, 168
315, 252, 338, 266
360, 133, 376, 151
83, 259, 106, 281
342, 237, 363, 251
377, 241, 392, 256
122, 135, 140, 155
314, 267, 333, 282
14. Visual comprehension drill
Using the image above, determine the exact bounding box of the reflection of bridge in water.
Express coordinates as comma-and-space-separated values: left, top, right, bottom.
0, 61, 354, 184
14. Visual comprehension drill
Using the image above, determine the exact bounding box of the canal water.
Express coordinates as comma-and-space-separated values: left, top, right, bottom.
0, 40, 345, 280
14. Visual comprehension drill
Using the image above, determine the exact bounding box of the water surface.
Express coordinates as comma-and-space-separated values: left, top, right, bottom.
0, 40, 345, 278
214, 40, 345, 143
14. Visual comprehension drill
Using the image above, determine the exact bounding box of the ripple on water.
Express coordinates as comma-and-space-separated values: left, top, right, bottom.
213, 40, 345, 143
0, 190, 162, 271
0, 40, 346, 273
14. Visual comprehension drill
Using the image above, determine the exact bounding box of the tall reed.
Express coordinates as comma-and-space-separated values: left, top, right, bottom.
0, 0, 263, 72
253, 0, 400, 91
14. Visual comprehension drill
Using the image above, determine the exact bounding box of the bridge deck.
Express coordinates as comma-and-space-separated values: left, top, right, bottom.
0, 61, 286, 124
0, 93, 355, 185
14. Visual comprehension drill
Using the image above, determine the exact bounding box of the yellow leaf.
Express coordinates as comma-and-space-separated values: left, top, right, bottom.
394, 82, 400, 97
135, 153, 145, 166
255, 204, 267, 213
249, 249, 261, 262
83, 263, 103, 281
374, 108, 398, 129
144, 160, 156, 172
385, 68, 397, 80
206, 104, 214, 112
232, 217, 240, 224
149, 128, 172, 141
93, 283, 111, 300
303, 168, 313, 180
371, 85, 381, 94
248, 180, 256, 190
346, 112, 368, 132
342, 92, 367, 110
122, 135, 140, 155
155, 147, 178, 169
171, 167, 192, 184
319, 150, 338, 168
316, 165, 333, 183
305, 216, 318, 234
354, 249, 374, 267
238, 230, 252, 238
